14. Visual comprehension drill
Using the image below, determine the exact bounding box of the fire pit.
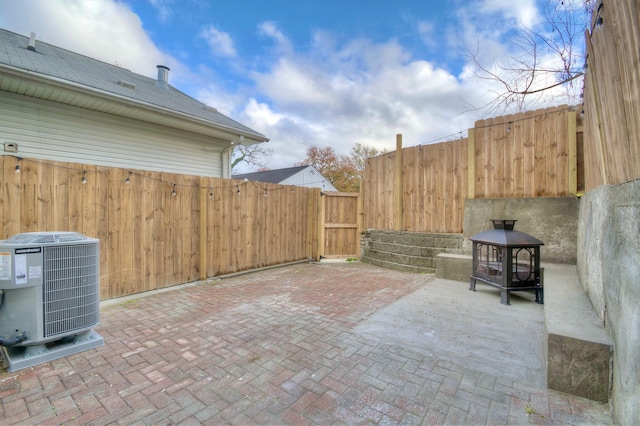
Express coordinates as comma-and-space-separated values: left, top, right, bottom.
469, 219, 544, 305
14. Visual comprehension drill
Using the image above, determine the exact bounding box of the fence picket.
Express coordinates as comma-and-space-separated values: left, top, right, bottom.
363, 105, 579, 233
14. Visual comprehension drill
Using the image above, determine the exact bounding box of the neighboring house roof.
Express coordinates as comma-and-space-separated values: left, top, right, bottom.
233, 165, 338, 191
234, 166, 310, 184
0, 28, 268, 143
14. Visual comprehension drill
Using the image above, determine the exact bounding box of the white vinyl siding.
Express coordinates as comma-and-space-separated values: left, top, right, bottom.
0, 91, 227, 177
280, 168, 338, 191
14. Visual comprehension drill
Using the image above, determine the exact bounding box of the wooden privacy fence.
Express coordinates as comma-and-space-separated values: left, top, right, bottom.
0, 156, 325, 299
582, 0, 640, 190
363, 105, 582, 233
319, 191, 361, 259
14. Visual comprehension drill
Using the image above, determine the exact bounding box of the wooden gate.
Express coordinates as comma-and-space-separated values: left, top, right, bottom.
319, 192, 361, 259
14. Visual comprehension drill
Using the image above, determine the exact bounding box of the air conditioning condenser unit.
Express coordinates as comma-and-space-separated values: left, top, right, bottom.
0, 232, 104, 372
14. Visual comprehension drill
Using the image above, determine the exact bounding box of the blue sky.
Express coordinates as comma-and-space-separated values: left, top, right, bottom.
1, 0, 585, 172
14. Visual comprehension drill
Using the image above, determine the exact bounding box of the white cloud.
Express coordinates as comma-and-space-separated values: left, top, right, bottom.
243, 30, 496, 168
0, 0, 576, 173
258, 21, 293, 54
0, 0, 174, 79
475, 0, 540, 29
243, 98, 285, 127
196, 85, 245, 118
148, 0, 174, 23
454, 0, 544, 60
417, 21, 436, 49
200, 25, 237, 58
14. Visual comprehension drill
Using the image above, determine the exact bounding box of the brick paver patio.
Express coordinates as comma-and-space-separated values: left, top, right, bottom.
0, 262, 614, 425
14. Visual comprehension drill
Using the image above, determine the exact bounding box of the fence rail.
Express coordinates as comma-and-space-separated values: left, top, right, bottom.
363, 105, 582, 233
0, 156, 321, 299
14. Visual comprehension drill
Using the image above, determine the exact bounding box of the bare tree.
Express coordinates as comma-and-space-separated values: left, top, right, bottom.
467, 0, 596, 116
231, 143, 273, 171
349, 143, 387, 176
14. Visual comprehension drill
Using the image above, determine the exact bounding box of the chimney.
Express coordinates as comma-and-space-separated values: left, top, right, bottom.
27, 32, 37, 52
156, 65, 170, 88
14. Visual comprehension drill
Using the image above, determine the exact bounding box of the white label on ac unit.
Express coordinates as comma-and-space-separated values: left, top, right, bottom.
29, 266, 42, 279
0, 252, 10, 280
15, 254, 27, 285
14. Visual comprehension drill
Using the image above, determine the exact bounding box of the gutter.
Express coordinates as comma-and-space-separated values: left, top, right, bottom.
0, 63, 270, 143
221, 136, 243, 178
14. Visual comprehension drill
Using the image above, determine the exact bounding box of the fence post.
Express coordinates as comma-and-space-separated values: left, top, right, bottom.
2, 156, 22, 238
306, 189, 313, 260
358, 179, 364, 237
318, 191, 327, 260
357, 180, 364, 259
568, 110, 578, 196
395, 134, 403, 231
307, 188, 320, 260
468, 128, 476, 199
199, 176, 207, 280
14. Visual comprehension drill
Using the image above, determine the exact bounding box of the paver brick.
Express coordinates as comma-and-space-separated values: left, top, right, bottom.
281, 379, 306, 398
423, 407, 447, 424
265, 392, 298, 415
467, 403, 490, 424
164, 377, 196, 394
239, 395, 275, 419
0, 388, 24, 404
445, 405, 469, 424
2, 398, 28, 418
71, 406, 110, 425
0, 263, 614, 425
281, 408, 310, 426
7, 410, 52, 425
25, 396, 53, 417
50, 395, 78, 415
289, 390, 317, 413
371, 399, 406, 421
487, 400, 511, 424
361, 372, 389, 390
194, 400, 228, 423
168, 400, 207, 423
302, 379, 327, 396
311, 389, 339, 412
455, 388, 493, 407
495, 381, 535, 402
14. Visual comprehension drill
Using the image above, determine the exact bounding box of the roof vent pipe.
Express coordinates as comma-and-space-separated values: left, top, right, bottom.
156, 65, 170, 88
27, 32, 37, 52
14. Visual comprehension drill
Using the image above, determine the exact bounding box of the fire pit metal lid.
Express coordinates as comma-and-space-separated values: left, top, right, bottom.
469, 219, 544, 247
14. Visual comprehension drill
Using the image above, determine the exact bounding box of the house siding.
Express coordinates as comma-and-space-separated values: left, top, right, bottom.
281, 169, 337, 191
1, 91, 226, 177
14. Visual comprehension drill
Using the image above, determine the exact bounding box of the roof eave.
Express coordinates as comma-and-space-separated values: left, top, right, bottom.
0, 63, 270, 143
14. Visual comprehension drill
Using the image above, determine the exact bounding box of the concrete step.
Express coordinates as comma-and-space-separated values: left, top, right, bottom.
362, 248, 436, 269
436, 253, 473, 283
362, 255, 436, 274
362, 230, 463, 276
543, 263, 612, 403
367, 231, 463, 250
368, 241, 451, 258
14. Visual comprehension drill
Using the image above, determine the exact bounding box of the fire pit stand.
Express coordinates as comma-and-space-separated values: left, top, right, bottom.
469, 219, 544, 305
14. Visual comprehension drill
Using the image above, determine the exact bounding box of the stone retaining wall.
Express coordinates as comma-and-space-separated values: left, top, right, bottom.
578, 180, 640, 424
361, 230, 463, 274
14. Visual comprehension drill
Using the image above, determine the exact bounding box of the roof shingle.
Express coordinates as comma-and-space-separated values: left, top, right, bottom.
0, 28, 267, 140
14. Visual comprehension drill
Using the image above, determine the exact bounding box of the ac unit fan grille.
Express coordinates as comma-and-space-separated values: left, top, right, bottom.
43, 243, 100, 338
